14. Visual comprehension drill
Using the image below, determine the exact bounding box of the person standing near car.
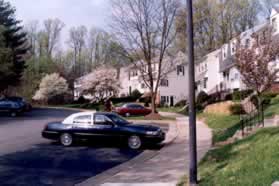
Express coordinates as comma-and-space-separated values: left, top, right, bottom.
104, 98, 113, 112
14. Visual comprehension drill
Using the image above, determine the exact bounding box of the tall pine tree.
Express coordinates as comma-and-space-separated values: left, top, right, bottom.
0, 0, 29, 92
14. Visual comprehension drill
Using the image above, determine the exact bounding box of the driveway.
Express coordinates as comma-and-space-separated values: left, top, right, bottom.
0, 108, 166, 186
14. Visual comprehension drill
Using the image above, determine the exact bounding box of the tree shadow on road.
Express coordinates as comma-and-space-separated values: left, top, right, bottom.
0, 142, 142, 186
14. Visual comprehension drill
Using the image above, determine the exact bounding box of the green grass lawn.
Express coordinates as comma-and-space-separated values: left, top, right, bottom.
198, 127, 279, 186
264, 95, 279, 118
198, 113, 241, 144
126, 115, 176, 121
157, 106, 184, 114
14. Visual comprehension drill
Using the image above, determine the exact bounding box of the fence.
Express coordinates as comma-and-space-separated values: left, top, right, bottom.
240, 103, 264, 137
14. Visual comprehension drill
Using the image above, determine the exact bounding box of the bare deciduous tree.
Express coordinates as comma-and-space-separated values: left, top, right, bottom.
25, 20, 39, 56
111, 0, 179, 115
68, 25, 88, 77
43, 18, 65, 58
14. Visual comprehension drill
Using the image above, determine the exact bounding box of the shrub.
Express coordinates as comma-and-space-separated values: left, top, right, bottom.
250, 93, 276, 109
175, 99, 187, 107
207, 92, 221, 104
48, 93, 73, 105
197, 91, 209, 106
225, 93, 232, 101
262, 92, 278, 100
229, 104, 245, 115
74, 96, 89, 104
139, 96, 151, 105
131, 89, 142, 99
232, 89, 253, 100
110, 96, 138, 104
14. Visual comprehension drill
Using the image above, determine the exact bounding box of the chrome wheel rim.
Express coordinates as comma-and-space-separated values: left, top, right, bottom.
128, 136, 141, 149
60, 133, 72, 146
125, 113, 130, 117
11, 112, 16, 117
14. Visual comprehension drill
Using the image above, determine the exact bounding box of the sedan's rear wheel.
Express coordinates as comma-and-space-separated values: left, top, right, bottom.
60, 133, 73, 147
128, 135, 142, 150
125, 112, 130, 117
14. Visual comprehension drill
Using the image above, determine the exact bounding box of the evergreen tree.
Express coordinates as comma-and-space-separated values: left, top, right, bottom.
0, 0, 29, 92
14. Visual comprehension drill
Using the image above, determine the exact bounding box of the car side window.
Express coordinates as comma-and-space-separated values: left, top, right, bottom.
136, 105, 144, 109
128, 104, 137, 109
94, 114, 113, 125
73, 115, 92, 125
129, 104, 143, 109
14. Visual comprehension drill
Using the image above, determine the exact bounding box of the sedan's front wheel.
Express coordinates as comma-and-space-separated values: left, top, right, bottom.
60, 133, 73, 147
128, 135, 142, 150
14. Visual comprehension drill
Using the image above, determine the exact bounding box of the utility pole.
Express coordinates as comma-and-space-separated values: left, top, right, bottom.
186, 0, 198, 185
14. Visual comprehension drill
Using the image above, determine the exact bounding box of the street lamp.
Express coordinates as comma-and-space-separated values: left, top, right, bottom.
186, 0, 198, 185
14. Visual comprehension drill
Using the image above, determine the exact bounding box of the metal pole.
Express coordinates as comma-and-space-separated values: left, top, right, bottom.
186, 0, 198, 185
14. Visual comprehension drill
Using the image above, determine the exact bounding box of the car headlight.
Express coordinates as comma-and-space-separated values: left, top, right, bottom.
146, 130, 160, 135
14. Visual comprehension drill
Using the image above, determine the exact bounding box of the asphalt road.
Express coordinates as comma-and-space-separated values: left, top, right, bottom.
0, 108, 167, 186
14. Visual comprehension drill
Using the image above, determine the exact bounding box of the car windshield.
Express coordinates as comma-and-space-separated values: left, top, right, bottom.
108, 114, 130, 126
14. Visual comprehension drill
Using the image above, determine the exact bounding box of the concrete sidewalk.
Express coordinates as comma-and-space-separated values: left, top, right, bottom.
78, 113, 212, 186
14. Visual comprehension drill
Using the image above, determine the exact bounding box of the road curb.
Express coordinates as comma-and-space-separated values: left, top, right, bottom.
76, 118, 179, 186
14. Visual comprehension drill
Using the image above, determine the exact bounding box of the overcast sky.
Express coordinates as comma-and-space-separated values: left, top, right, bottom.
8, 0, 111, 44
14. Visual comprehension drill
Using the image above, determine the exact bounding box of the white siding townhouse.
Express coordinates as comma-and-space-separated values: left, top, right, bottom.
196, 7, 279, 95
119, 52, 189, 106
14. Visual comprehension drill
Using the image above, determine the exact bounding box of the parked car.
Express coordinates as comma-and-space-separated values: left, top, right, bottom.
5, 97, 32, 112
0, 100, 25, 117
114, 103, 152, 117
42, 111, 165, 149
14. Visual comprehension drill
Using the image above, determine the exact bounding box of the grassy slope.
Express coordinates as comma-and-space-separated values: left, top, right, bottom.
198, 113, 241, 143
264, 95, 279, 118
199, 127, 279, 186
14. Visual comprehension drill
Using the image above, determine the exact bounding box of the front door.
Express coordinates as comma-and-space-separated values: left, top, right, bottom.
93, 114, 120, 142
72, 114, 96, 139
170, 96, 174, 107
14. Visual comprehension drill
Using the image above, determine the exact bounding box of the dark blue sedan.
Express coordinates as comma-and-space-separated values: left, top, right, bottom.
42, 112, 165, 149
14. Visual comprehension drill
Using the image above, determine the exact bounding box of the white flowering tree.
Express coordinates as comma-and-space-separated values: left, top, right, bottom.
33, 73, 69, 103
80, 67, 121, 102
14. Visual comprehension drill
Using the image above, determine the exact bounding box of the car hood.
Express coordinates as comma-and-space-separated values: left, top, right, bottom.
124, 123, 160, 132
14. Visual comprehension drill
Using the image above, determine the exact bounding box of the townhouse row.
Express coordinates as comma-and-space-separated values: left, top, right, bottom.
118, 8, 279, 106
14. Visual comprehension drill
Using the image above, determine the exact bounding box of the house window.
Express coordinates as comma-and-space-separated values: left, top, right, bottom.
272, 18, 277, 32
232, 43, 235, 53
161, 96, 166, 104
203, 78, 208, 89
262, 31, 266, 41
245, 39, 250, 48
160, 79, 169, 87
130, 70, 138, 77
235, 73, 239, 80
223, 51, 226, 58
177, 65, 185, 76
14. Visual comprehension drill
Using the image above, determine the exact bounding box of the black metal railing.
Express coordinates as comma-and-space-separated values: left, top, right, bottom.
240, 104, 264, 136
